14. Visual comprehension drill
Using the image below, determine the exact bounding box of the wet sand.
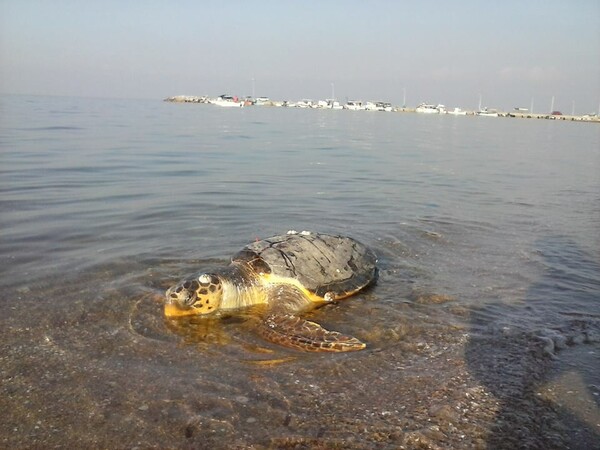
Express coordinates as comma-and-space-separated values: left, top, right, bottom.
1, 259, 598, 449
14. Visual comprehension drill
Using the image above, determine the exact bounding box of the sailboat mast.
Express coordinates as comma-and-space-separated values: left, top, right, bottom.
530, 97, 534, 114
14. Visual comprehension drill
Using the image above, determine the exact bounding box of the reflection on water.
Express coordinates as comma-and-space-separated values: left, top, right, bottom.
1, 95, 599, 448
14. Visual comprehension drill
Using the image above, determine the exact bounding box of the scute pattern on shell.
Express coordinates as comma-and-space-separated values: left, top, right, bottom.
231, 232, 377, 299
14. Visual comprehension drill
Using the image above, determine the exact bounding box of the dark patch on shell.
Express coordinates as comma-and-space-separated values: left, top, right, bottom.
231, 248, 272, 274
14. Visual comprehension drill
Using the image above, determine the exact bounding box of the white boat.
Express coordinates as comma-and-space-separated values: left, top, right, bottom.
416, 103, 439, 114
476, 95, 498, 116
477, 108, 499, 117
448, 107, 467, 115
254, 97, 270, 106
295, 99, 313, 108
344, 100, 365, 110
364, 101, 379, 111
211, 95, 244, 108
376, 102, 393, 112
326, 99, 343, 109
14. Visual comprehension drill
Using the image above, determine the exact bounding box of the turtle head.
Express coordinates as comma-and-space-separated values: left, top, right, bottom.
165, 273, 223, 317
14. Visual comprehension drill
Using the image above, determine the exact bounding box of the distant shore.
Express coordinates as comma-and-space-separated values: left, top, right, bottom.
165, 95, 600, 123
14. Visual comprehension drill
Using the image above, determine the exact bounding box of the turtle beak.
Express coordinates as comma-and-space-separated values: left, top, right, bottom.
164, 301, 197, 318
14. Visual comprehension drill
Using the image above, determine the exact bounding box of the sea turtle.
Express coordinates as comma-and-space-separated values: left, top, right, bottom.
164, 231, 377, 352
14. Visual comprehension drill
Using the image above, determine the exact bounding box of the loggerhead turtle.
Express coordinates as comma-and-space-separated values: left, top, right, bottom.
164, 231, 377, 352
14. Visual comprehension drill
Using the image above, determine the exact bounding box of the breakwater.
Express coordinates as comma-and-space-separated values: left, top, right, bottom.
165, 95, 600, 123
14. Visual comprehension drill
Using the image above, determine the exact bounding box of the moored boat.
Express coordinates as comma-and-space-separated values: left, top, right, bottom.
344, 100, 365, 110
211, 95, 244, 108
477, 108, 499, 117
376, 102, 393, 112
448, 107, 467, 115
295, 99, 313, 108
416, 103, 440, 114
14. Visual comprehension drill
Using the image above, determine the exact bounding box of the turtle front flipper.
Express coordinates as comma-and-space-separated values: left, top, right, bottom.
259, 314, 366, 352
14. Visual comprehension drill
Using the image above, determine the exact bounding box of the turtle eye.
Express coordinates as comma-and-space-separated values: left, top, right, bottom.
166, 280, 199, 305
182, 291, 197, 306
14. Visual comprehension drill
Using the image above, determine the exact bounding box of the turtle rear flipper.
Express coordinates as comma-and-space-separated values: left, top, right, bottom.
259, 314, 366, 352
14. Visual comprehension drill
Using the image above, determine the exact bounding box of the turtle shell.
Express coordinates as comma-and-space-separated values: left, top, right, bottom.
231, 232, 377, 299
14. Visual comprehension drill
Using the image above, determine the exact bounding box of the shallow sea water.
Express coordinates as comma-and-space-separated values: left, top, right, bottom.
1, 95, 599, 449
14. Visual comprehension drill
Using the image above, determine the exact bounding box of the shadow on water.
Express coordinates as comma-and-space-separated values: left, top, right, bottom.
465, 236, 600, 450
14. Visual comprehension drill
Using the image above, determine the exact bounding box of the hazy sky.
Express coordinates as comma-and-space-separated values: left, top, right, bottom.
1, 1, 599, 112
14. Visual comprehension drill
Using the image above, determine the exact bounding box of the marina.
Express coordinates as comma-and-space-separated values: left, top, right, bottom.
165, 95, 600, 123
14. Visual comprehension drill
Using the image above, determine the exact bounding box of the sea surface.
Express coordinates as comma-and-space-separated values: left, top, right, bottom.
1, 94, 599, 449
